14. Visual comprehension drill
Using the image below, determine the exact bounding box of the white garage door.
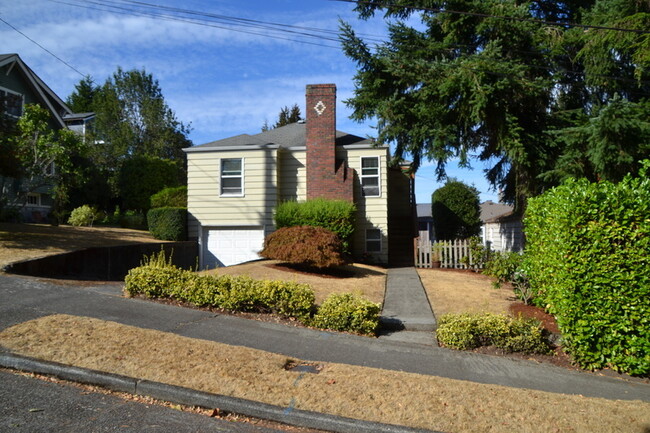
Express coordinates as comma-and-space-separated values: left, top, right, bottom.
204, 228, 265, 268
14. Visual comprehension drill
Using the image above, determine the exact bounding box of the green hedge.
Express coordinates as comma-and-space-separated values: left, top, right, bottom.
275, 198, 356, 253
311, 293, 380, 335
151, 186, 187, 208
147, 207, 187, 241
125, 264, 315, 322
436, 313, 550, 354
524, 163, 650, 375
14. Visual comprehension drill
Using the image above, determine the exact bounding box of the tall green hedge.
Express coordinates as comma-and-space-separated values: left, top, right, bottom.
147, 207, 187, 241
524, 163, 650, 375
275, 198, 356, 253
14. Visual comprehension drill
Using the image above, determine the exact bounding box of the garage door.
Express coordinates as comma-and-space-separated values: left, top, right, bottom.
204, 228, 265, 268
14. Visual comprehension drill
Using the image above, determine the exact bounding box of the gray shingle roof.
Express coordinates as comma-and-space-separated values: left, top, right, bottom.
193, 121, 373, 149
480, 200, 514, 223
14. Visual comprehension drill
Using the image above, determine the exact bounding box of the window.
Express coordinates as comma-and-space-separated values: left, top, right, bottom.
0, 87, 23, 118
220, 158, 243, 196
361, 156, 380, 197
26, 194, 40, 206
366, 228, 382, 252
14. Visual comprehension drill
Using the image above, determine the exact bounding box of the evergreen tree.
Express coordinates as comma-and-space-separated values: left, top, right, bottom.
431, 180, 481, 240
65, 76, 98, 113
341, 0, 650, 209
262, 103, 302, 131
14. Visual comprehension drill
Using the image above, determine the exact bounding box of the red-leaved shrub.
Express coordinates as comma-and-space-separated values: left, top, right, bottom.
260, 226, 345, 268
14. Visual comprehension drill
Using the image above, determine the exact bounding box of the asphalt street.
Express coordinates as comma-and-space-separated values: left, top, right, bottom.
0, 369, 289, 433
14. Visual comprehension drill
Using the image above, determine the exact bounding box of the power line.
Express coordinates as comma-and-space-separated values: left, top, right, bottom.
0, 16, 87, 78
334, 0, 650, 35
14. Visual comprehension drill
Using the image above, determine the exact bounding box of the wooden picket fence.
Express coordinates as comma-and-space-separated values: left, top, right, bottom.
415, 237, 484, 269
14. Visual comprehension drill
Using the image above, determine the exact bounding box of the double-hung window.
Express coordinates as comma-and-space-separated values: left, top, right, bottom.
220, 158, 243, 196
366, 228, 382, 252
0, 87, 23, 118
361, 156, 380, 197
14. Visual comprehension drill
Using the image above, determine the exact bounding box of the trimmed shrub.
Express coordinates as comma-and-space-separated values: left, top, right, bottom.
150, 186, 187, 208
118, 155, 183, 212
524, 164, 650, 375
275, 198, 356, 253
68, 205, 101, 227
311, 293, 380, 335
431, 180, 481, 240
260, 226, 346, 268
119, 210, 146, 230
147, 207, 187, 241
124, 251, 315, 322
436, 313, 550, 354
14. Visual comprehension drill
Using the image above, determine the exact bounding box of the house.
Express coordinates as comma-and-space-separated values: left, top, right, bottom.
416, 203, 434, 241
480, 200, 524, 252
185, 83, 416, 268
0, 53, 89, 222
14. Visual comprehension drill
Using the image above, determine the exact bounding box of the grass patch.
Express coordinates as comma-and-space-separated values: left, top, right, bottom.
0, 223, 158, 269
417, 268, 515, 316
1, 315, 648, 433
204, 260, 386, 305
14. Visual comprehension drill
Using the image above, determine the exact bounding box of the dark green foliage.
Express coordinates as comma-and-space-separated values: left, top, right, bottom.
431, 180, 481, 240
436, 313, 551, 354
147, 207, 187, 241
65, 76, 98, 113
524, 163, 650, 375
311, 293, 380, 335
124, 258, 315, 322
341, 0, 650, 208
262, 103, 301, 131
274, 198, 356, 252
483, 251, 523, 289
150, 186, 187, 208
260, 226, 346, 269
118, 155, 182, 212
119, 210, 146, 230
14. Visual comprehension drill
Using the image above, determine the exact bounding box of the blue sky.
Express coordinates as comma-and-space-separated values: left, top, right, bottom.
1, 0, 500, 203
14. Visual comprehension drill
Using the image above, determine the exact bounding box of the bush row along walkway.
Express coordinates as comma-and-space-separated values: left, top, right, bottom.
0, 273, 648, 402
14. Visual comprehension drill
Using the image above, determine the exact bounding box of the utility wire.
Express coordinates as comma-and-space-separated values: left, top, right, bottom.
0, 16, 87, 78
334, 0, 650, 35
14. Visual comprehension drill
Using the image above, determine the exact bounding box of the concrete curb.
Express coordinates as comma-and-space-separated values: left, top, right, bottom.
0, 352, 440, 433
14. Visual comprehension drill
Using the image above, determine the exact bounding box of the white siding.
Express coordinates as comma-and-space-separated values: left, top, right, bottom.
278, 148, 306, 201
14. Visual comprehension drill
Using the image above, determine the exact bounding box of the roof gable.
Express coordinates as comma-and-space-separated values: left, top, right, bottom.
0, 53, 72, 128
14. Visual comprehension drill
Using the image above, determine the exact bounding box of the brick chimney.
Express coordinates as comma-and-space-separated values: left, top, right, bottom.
305, 84, 354, 202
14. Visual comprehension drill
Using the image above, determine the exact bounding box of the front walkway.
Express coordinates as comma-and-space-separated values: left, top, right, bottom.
379, 267, 437, 345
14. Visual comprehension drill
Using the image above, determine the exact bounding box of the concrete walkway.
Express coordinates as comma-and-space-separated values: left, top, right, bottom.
379, 267, 437, 345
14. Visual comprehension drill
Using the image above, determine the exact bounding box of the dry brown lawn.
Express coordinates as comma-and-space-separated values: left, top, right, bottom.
418, 268, 516, 316
0, 223, 158, 269
2, 315, 648, 433
204, 260, 386, 304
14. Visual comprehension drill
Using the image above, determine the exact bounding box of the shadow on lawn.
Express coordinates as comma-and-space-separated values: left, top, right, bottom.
265, 262, 384, 279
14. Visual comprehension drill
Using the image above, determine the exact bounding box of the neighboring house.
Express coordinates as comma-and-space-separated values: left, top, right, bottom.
416, 203, 434, 241
0, 53, 89, 223
185, 83, 416, 268
480, 200, 524, 252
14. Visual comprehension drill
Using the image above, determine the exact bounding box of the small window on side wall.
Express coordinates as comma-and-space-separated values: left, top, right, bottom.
220, 158, 243, 196
366, 228, 382, 252
26, 193, 40, 206
361, 156, 380, 197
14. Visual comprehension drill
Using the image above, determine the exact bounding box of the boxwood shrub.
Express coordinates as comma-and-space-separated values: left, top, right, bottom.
275, 198, 356, 253
124, 260, 315, 322
524, 163, 650, 375
436, 313, 550, 354
147, 207, 187, 241
311, 292, 381, 335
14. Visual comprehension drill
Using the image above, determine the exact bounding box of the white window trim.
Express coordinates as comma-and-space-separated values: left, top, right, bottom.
26, 193, 41, 207
220, 157, 244, 197
365, 228, 382, 253
360, 155, 381, 197
0, 86, 24, 118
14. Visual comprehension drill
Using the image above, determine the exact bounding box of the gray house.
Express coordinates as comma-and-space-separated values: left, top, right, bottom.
480, 200, 524, 252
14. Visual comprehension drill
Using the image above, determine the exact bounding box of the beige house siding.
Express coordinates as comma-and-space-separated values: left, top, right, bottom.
341, 146, 390, 263
278, 148, 306, 202
187, 148, 278, 239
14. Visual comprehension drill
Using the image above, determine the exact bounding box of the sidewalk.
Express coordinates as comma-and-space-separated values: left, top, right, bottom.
1, 273, 648, 403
